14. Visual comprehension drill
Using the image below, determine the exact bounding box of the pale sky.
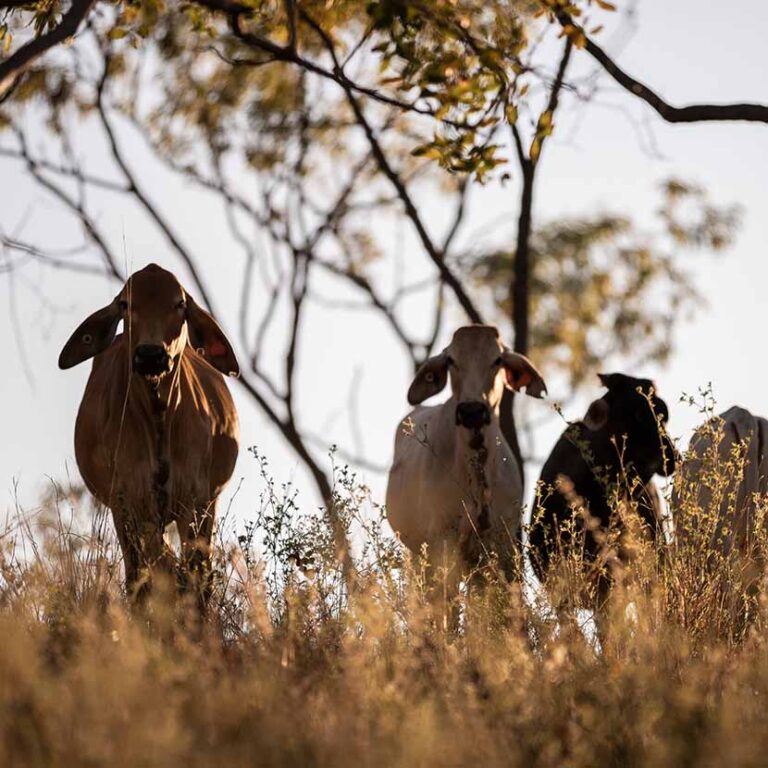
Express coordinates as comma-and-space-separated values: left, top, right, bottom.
1, 0, 767, 536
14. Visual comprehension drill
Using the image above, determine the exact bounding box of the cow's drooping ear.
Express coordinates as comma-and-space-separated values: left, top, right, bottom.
500, 350, 547, 399
407, 352, 449, 405
597, 372, 635, 391
58, 298, 121, 369
185, 293, 239, 377
583, 397, 610, 431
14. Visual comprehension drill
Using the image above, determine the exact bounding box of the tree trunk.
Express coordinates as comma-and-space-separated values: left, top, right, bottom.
513, 161, 535, 359
500, 160, 535, 491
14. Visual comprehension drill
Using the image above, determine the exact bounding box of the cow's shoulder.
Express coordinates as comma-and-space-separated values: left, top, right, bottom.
181, 348, 238, 436
718, 406, 762, 440
392, 403, 445, 449
540, 424, 590, 481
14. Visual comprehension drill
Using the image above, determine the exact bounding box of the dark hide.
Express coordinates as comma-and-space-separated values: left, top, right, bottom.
529, 373, 676, 600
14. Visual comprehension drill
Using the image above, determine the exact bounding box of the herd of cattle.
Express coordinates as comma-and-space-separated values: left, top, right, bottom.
59, 264, 768, 614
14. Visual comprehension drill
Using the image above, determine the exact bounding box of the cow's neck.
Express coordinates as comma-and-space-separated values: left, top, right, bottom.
445, 402, 499, 534
573, 424, 654, 496
124, 352, 184, 414
123, 353, 184, 521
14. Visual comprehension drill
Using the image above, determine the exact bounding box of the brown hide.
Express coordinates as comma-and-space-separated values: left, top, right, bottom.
61, 265, 239, 604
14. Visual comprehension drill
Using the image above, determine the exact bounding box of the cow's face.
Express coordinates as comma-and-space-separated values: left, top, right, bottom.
121, 266, 188, 378
58, 263, 239, 378
407, 325, 547, 430
584, 372, 676, 478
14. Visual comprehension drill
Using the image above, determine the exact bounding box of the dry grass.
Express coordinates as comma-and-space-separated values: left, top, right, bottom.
3, 429, 768, 768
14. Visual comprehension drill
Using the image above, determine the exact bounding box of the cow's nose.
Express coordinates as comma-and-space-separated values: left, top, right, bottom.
133, 344, 170, 376
455, 401, 491, 429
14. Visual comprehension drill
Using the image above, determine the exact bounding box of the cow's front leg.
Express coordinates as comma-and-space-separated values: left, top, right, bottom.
176, 501, 217, 613
114, 496, 176, 606
112, 503, 146, 603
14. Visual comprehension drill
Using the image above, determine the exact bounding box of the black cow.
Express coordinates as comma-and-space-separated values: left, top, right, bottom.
529, 373, 676, 607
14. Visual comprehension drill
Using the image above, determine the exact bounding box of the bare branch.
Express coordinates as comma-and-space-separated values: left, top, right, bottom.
95, 58, 221, 314
0, 147, 129, 193
0, 233, 108, 275
441, 177, 470, 253
313, 256, 419, 365
9, 126, 123, 279
299, 8, 484, 325
305, 436, 389, 475
503, 39, 573, 491
556, 9, 768, 124
513, 39, 572, 358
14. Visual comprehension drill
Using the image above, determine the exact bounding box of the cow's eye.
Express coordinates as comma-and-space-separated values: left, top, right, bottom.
177, 299, 186, 310
119, 300, 129, 311
446, 356, 455, 367
493, 357, 503, 367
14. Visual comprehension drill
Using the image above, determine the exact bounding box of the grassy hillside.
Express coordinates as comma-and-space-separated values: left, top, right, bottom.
2, 433, 767, 768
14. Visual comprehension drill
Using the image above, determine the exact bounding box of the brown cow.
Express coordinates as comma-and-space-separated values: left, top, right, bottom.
59, 264, 239, 607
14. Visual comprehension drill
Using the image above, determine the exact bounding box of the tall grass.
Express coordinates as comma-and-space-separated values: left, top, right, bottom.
3, 425, 768, 768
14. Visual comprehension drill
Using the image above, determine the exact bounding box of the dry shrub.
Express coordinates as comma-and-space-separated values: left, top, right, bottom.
3, 431, 768, 768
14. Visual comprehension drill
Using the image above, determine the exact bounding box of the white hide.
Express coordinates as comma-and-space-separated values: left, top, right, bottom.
385, 325, 546, 575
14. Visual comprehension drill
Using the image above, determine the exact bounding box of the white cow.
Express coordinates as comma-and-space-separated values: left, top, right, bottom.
386, 325, 547, 581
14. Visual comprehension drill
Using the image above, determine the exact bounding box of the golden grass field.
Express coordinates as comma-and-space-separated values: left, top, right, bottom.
3, 418, 768, 768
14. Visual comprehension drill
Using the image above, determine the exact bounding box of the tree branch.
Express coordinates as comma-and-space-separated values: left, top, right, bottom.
299, 8, 484, 326
0, 147, 129, 192
502, 39, 572, 495
0, 1, 39, 9
556, 9, 768, 124
95, 59, 220, 314
0, 233, 108, 275
191, 0, 469, 128
9, 126, 123, 279
0, 0, 97, 101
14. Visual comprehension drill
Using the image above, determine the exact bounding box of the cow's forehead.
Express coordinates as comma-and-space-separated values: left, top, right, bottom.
602, 372, 657, 393
449, 325, 502, 360
123, 263, 184, 303
627, 378, 657, 395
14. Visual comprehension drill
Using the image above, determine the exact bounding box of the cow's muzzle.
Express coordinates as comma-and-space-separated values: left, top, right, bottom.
133, 344, 171, 377
455, 401, 491, 429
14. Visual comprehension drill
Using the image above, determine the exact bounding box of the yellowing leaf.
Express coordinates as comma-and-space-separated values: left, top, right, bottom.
505, 104, 518, 124
596, 0, 617, 10
529, 137, 541, 162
